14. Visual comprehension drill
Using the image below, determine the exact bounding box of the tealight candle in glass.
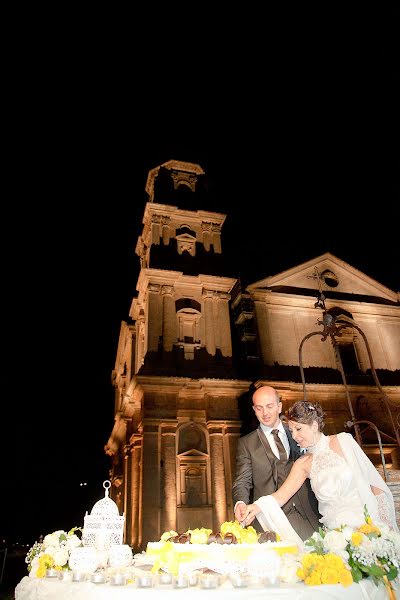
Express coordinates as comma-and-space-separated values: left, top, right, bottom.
45, 568, 59, 578
137, 573, 154, 588
58, 570, 73, 582
72, 571, 87, 582
173, 574, 189, 588
229, 573, 248, 588
110, 572, 128, 586
91, 572, 106, 584
199, 572, 219, 589
158, 571, 173, 585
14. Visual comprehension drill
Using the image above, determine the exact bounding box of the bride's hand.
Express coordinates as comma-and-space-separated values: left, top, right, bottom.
242, 503, 261, 526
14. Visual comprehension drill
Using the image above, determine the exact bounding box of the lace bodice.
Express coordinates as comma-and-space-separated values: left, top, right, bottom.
308, 434, 365, 529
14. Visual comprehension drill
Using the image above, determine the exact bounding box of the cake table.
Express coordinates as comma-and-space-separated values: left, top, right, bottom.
15, 574, 398, 600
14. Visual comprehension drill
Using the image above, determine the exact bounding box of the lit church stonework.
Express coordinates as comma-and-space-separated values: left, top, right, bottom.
105, 160, 400, 550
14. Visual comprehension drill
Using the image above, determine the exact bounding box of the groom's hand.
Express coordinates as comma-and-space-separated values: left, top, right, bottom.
234, 502, 247, 522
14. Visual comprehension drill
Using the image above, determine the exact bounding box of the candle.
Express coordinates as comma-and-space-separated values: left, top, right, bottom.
72, 571, 87, 582
91, 572, 106, 584
58, 570, 73, 582
263, 574, 279, 586
173, 574, 189, 588
199, 573, 219, 589
110, 573, 127, 586
229, 573, 248, 588
136, 574, 153, 588
45, 568, 59, 578
158, 571, 173, 584
188, 572, 199, 586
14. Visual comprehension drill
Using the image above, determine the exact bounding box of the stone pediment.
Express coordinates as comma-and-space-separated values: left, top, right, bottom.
178, 448, 208, 458
247, 252, 397, 302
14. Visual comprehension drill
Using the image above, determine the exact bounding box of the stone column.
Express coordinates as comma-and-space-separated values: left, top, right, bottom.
147, 284, 162, 352
216, 292, 232, 357
203, 290, 216, 356
129, 434, 143, 548
151, 216, 161, 245
162, 286, 176, 352
161, 217, 171, 245
254, 300, 273, 365
209, 431, 227, 529
201, 222, 212, 251
161, 432, 177, 533
136, 309, 145, 371
123, 442, 131, 545
211, 224, 221, 253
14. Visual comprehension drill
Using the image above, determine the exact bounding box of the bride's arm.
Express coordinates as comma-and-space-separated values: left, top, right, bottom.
271, 455, 312, 507
241, 456, 312, 526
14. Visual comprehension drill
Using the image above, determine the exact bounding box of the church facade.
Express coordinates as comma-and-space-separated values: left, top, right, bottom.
105, 160, 400, 549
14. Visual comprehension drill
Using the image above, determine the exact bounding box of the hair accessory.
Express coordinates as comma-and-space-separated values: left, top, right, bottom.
307, 404, 315, 411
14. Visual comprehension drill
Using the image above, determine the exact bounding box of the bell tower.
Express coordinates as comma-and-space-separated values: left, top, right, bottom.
131, 159, 236, 378
108, 160, 246, 549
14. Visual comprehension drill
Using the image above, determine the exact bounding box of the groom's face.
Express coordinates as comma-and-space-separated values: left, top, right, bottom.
252, 389, 282, 428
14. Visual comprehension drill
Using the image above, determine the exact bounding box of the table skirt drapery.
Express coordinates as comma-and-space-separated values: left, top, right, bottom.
15, 575, 399, 600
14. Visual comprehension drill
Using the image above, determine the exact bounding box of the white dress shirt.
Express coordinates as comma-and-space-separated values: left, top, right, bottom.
260, 422, 290, 460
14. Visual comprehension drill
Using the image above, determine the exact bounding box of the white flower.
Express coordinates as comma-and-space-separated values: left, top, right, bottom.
53, 548, 69, 567
29, 556, 40, 578
66, 534, 82, 551
323, 530, 348, 554
43, 531, 64, 549
279, 554, 302, 584
26, 527, 82, 578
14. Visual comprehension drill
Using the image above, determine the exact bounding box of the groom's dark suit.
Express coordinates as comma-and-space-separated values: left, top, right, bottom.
232, 424, 320, 540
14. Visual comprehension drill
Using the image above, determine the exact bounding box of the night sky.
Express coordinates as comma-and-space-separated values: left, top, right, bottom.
2, 8, 399, 545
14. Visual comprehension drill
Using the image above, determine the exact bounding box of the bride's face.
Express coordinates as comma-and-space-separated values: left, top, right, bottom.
288, 420, 317, 448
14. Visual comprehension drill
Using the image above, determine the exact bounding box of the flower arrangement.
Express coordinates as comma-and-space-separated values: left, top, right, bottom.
299, 507, 400, 595
26, 527, 82, 578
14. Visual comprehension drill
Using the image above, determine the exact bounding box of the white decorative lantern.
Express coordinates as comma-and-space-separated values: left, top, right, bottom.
82, 480, 125, 551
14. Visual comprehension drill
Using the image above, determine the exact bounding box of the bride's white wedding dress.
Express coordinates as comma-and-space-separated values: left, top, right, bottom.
309, 433, 370, 529
255, 432, 398, 546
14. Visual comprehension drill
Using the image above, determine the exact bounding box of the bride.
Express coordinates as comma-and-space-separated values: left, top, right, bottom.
241, 401, 398, 545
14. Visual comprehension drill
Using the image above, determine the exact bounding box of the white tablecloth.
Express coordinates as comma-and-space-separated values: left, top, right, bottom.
15, 575, 398, 600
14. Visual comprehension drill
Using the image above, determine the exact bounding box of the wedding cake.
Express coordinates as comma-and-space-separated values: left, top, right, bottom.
146, 522, 299, 576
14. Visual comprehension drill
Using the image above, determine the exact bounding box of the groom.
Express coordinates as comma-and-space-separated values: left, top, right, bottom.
232, 386, 320, 540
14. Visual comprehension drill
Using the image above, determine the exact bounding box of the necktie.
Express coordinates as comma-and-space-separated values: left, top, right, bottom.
271, 429, 286, 461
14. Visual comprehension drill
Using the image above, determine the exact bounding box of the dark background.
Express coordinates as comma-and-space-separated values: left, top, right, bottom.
1, 7, 399, 549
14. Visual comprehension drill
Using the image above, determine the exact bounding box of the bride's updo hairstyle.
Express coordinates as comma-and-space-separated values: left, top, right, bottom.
286, 401, 325, 431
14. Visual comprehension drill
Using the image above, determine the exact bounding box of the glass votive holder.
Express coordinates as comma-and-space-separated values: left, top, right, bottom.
199, 572, 219, 589
229, 573, 249, 588
72, 571, 87, 582
58, 570, 73, 582
173, 574, 189, 588
188, 572, 199, 586
45, 568, 59, 578
136, 573, 154, 588
263, 574, 279, 586
110, 572, 128, 586
91, 572, 106, 584
158, 571, 173, 585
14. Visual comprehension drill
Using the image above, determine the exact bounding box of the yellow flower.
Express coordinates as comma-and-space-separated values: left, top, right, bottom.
358, 522, 380, 536
320, 566, 340, 585
188, 528, 212, 544
339, 569, 353, 587
37, 554, 55, 578
351, 532, 363, 546
324, 552, 344, 571
160, 530, 178, 541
